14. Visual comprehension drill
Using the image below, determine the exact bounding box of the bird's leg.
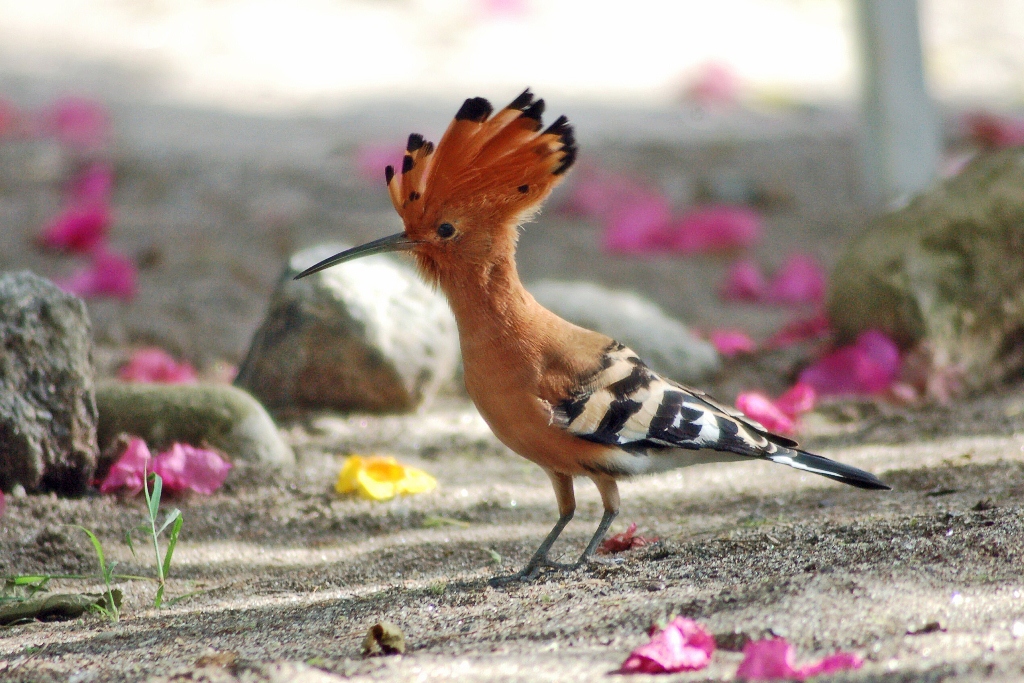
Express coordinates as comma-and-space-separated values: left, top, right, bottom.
489, 471, 575, 585
574, 475, 620, 567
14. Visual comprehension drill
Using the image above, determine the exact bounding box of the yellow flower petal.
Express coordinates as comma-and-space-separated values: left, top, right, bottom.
335, 454, 437, 501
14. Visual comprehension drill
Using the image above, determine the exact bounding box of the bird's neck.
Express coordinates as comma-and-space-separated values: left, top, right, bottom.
438, 256, 545, 356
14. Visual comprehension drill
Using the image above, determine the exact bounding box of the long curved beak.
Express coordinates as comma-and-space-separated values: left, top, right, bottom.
293, 232, 418, 280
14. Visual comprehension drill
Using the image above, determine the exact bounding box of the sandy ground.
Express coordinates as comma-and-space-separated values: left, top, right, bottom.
2, 392, 1024, 682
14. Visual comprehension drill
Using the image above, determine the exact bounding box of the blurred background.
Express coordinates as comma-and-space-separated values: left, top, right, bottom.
1, 0, 1023, 382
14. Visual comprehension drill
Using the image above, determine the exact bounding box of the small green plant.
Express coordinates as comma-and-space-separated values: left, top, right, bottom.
75, 526, 120, 622
127, 472, 183, 608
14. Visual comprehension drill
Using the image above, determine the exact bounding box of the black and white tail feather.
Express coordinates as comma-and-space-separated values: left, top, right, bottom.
551, 342, 890, 491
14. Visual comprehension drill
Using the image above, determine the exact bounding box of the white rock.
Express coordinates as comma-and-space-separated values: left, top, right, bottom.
236, 244, 460, 414
529, 279, 720, 382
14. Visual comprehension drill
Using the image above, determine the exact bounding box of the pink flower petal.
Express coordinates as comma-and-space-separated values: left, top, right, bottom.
153, 444, 232, 495
721, 258, 769, 302
735, 392, 795, 435
737, 638, 862, 681
598, 522, 658, 555
43, 96, 110, 150
665, 205, 761, 254
766, 253, 826, 305
119, 348, 198, 384
798, 651, 864, 678
963, 111, 1024, 149
560, 167, 651, 220
69, 162, 114, 205
38, 203, 111, 253
602, 194, 672, 254
709, 329, 757, 357
775, 382, 817, 418
798, 330, 901, 396
683, 62, 741, 108
0, 489, 5, 518
57, 248, 138, 300
99, 438, 152, 495
764, 312, 831, 349
619, 617, 715, 674
355, 142, 406, 186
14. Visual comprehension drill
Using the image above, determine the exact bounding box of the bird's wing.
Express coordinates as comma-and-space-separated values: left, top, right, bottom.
549, 342, 798, 458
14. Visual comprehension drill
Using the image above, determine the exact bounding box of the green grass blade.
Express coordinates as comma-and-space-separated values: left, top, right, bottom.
161, 515, 183, 582
10, 575, 50, 586
154, 584, 165, 609
158, 509, 181, 537
75, 526, 107, 576
148, 474, 163, 520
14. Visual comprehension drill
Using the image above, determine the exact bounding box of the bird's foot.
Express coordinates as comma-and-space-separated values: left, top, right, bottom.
574, 554, 625, 569
488, 557, 574, 586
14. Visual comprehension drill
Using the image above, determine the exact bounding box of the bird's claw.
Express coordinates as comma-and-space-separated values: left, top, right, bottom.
488, 557, 575, 586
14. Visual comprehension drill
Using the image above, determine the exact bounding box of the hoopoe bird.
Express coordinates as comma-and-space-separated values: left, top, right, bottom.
296, 90, 890, 582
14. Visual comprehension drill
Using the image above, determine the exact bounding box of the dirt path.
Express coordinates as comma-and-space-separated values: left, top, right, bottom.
3, 392, 1024, 682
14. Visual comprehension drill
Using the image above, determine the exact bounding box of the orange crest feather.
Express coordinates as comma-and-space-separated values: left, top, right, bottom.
384, 89, 577, 234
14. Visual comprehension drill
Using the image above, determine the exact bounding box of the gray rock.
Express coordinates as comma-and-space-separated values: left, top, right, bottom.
0, 271, 98, 494
528, 279, 720, 382
235, 244, 460, 413
95, 382, 294, 469
828, 149, 1024, 393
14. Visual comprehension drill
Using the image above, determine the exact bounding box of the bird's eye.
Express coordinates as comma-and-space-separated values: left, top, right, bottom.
436, 223, 456, 239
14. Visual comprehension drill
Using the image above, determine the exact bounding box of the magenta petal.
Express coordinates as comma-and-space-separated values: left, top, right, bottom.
154, 444, 232, 495
99, 438, 152, 495
602, 195, 672, 254
38, 203, 111, 253
119, 348, 198, 384
964, 111, 1024, 148
737, 639, 863, 681
0, 489, 6, 518
766, 254, 826, 305
44, 96, 110, 150
737, 639, 800, 680
619, 617, 715, 674
735, 392, 795, 435
775, 382, 817, 418
58, 249, 138, 301
666, 205, 761, 254
797, 651, 864, 678
799, 330, 900, 396
709, 329, 757, 357
70, 162, 114, 204
720, 259, 769, 302
561, 168, 650, 220
764, 312, 831, 349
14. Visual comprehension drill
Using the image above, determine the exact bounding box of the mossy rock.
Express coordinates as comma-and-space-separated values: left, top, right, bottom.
96, 382, 294, 470
828, 148, 1024, 392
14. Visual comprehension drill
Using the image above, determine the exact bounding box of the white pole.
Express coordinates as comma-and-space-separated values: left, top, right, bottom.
854, 0, 941, 206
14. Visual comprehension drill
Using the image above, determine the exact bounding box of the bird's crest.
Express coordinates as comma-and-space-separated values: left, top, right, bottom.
384, 89, 577, 242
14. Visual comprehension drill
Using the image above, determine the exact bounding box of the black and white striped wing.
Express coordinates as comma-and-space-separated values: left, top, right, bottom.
550, 343, 795, 458
550, 343, 890, 490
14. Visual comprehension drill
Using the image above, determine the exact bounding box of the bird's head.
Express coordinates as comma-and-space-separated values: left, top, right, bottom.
294, 89, 577, 286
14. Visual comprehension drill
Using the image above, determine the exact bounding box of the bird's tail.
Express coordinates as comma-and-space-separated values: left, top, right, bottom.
767, 448, 891, 490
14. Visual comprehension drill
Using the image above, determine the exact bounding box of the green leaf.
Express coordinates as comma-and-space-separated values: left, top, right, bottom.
148, 473, 163, 521
75, 527, 107, 576
158, 509, 181, 537
161, 515, 183, 583
154, 584, 165, 609
10, 575, 50, 586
